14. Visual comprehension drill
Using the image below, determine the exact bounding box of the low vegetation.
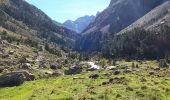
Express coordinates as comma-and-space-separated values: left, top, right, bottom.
0, 60, 170, 100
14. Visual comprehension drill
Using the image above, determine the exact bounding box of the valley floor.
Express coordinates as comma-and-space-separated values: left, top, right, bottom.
0, 60, 170, 100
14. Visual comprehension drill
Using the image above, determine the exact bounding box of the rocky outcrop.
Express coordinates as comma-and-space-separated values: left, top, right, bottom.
0, 70, 35, 87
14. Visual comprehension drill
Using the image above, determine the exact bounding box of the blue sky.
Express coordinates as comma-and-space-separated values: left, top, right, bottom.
25, 0, 110, 23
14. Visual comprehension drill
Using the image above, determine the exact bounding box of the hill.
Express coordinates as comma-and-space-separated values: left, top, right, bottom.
0, 0, 79, 47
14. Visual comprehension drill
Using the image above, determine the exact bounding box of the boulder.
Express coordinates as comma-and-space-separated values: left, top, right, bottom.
50, 65, 57, 70
21, 63, 31, 69
153, 66, 160, 71
89, 74, 99, 79
113, 70, 120, 75
39, 61, 47, 68
64, 67, 82, 75
123, 68, 133, 73
9, 50, 14, 55
107, 66, 118, 70
0, 70, 35, 87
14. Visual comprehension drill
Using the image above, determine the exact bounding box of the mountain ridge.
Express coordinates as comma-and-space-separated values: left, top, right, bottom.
75, 0, 167, 52
63, 15, 96, 33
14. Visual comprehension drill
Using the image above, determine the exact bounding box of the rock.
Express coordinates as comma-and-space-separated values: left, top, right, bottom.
153, 66, 160, 70
103, 73, 111, 77
51, 71, 60, 77
109, 78, 114, 83
107, 66, 118, 70
0, 67, 5, 73
149, 71, 155, 75
123, 68, 133, 73
87, 68, 97, 71
113, 77, 125, 81
9, 50, 14, 55
0, 70, 35, 87
89, 73, 99, 79
64, 67, 82, 75
86, 62, 103, 70
21, 63, 31, 69
39, 61, 47, 68
113, 70, 120, 75
2, 69, 9, 73
2, 54, 9, 58
101, 81, 110, 85
14, 70, 35, 81
50, 65, 57, 70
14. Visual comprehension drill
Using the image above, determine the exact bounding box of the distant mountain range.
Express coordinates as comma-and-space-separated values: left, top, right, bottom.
75, 0, 168, 52
63, 15, 96, 33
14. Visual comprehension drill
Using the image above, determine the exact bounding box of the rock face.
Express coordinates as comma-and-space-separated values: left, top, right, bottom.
63, 15, 95, 33
75, 0, 167, 52
0, 71, 35, 87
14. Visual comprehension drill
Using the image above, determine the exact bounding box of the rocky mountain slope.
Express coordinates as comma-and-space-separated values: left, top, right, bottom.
0, 0, 79, 47
75, 0, 167, 52
117, 1, 170, 35
83, 0, 166, 34
63, 15, 95, 33
0, 0, 82, 86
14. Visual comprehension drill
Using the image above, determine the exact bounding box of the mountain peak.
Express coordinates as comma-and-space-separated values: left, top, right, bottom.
63, 15, 96, 33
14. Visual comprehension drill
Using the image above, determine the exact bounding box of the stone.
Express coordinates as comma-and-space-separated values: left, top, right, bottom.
0, 70, 35, 87
9, 50, 14, 55
107, 66, 118, 70
103, 73, 111, 77
123, 68, 132, 73
21, 63, 31, 69
50, 65, 57, 70
89, 73, 99, 79
113, 70, 120, 75
109, 78, 114, 83
102, 82, 109, 85
149, 71, 155, 75
153, 66, 160, 70
64, 67, 82, 75
39, 61, 47, 68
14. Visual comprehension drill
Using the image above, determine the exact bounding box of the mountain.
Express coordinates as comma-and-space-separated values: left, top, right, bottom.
75, 0, 167, 52
0, 0, 82, 86
83, 0, 166, 34
53, 20, 62, 27
63, 15, 95, 33
117, 1, 170, 35
0, 0, 79, 47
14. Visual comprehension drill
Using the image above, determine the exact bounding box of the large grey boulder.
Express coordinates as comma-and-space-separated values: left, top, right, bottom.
0, 71, 35, 87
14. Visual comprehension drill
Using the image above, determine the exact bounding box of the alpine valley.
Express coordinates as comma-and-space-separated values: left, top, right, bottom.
0, 0, 170, 100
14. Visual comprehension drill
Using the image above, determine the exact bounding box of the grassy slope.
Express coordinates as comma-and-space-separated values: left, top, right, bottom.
0, 61, 170, 100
